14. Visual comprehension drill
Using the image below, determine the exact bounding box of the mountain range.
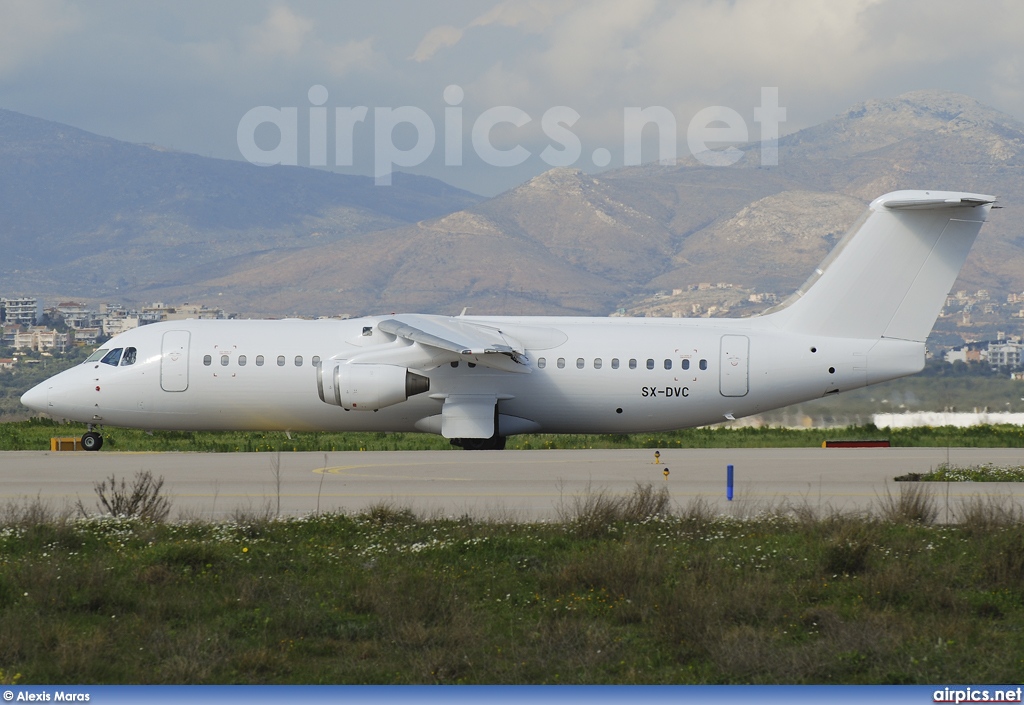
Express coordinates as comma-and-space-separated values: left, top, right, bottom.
1, 90, 1022, 344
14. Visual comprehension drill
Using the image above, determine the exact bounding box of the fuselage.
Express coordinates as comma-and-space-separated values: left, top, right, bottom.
21, 189, 995, 446
21, 314, 923, 435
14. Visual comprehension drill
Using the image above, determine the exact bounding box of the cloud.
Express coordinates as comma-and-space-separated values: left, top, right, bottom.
241, 5, 314, 58
467, 0, 574, 32
411, 25, 464, 62
448, 0, 1024, 135
411, 0, 574, 62
0, 0, 81, 76
4, 0, 1024, 196
328, 37, 379, 76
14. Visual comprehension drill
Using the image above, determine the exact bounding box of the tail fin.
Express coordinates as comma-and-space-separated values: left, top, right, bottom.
766, 190, 994, 341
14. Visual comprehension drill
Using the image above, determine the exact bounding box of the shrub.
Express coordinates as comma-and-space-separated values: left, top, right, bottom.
558, 482, 671, 539
358, 501, 417, 526
823, 539, 871, 575
877, 483, 937, 524
80, 471, 171, 522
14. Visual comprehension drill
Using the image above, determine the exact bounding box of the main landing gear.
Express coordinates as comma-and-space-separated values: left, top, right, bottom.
450, 435, 507, 451
82, 426, 103, 452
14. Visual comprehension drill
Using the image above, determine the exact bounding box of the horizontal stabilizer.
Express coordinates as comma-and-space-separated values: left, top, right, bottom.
882, 195, 995, 209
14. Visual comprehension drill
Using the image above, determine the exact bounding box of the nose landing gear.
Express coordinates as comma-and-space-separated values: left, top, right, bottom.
82, 427, 103, 451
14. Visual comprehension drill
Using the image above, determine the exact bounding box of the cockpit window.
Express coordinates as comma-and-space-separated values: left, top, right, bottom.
100, 348, 123, 366
85, 349, 108, 363
120, 347, 137, 366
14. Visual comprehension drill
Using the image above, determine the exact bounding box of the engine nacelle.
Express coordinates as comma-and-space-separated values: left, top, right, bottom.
317, 363, 430, 411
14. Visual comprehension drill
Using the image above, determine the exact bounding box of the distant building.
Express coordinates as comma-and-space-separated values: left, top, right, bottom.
139, 302, 170, 324
102, 314, 140, 337
1, 324, 20, 347
55, 301, 88, 316
0, 297, 37, 326
987, 341, 1023, 369
945, 343, 985, 364
46, 301, 96, 329
72, 327, 101, 345
12, 326, 67, 352
163, 303, 226, 321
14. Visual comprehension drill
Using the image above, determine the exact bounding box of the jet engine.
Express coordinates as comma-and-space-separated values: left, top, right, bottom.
317, 363, 430, 411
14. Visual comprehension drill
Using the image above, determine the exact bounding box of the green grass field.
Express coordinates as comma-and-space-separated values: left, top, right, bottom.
2, 417, 1024, 452
1, 485, 1023, 684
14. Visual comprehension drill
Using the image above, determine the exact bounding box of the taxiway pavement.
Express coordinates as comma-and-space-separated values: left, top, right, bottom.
2, 447, 1023, 521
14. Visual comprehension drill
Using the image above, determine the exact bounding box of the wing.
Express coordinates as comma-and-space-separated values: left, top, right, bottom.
376, 314, 532, 374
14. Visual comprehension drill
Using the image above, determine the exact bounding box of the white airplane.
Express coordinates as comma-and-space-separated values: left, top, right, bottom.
21, 190, 994, 451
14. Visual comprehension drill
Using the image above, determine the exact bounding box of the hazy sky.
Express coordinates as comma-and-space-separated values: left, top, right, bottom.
2, 0, 1022, 195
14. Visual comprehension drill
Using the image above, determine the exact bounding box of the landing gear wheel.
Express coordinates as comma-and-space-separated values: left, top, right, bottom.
451, 435, 506, 451
81, 432, 103, 451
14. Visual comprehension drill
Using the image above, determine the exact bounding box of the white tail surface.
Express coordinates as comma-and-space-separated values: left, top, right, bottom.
767, 190, 994, 342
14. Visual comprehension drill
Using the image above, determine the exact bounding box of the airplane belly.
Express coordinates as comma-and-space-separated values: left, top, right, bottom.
497, 368, 723, 434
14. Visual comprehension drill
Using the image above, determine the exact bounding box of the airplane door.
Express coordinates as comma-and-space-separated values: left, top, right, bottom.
161, 330, 190, 392
720, 335, 749, 397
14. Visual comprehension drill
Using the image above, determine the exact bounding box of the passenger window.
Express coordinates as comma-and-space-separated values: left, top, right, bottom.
629, 359, 637, 369
295, 355, 303, 367
537, 358, 546, 369
312, 355, 320, 366
576, 358, 584, 369
221, 354, 229, 366
682, 359, 690, 370
699, 359, 708, 370
100, 348, 123, 366
256, 355, 264, 366
120, 348, 137, 366
646, 358, 655, 370
594, 358, 602, 369
557, 358, 565, 369
450, 361, 459, 368
611, 358, 619, 369
277, 355, 285, 366
664, 359, 672, 370
238, 355, 247, 366
203, 355, 212, 366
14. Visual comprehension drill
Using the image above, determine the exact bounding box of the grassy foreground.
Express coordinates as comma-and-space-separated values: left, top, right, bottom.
898, 463, 1024, 482
1, 486, 1024, 684
4, 418, 1024, 451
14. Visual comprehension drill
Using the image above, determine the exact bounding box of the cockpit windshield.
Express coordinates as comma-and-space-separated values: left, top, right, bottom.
84, 347, 137, 366
99, 348, 123, 366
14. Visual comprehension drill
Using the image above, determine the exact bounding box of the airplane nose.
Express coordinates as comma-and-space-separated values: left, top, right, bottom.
20, 383, 48, 413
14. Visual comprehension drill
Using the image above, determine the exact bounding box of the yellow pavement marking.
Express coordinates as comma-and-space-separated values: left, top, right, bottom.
313, 465, 472, 481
